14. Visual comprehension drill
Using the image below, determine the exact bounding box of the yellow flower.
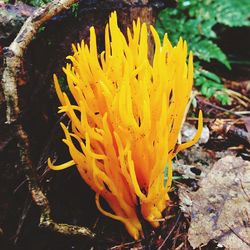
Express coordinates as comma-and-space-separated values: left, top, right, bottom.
49, 12, 203, 240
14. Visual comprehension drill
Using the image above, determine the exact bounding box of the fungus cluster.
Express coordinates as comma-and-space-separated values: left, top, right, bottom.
49, 12, 203, 239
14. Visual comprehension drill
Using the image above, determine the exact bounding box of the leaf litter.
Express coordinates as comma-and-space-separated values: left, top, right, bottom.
179, 156, 250, 249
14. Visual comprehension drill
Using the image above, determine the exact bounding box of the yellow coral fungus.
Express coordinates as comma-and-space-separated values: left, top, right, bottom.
49, 12, 203, 239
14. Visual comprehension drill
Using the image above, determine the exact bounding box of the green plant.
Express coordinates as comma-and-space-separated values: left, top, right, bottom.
23, 0, 50, 7
38, 26, 45, 33
156, 0, 250, 104
70, 2, 79, 18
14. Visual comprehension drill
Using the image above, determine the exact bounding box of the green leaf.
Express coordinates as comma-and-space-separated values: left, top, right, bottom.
215, 0, 250, 27
206, 87, 216, 98
195, 75, 207, 87
215, 92, 230, 105
199, 69, 221, 83
200, 20, 217, 38
156, 9, 185, 45
71, 3, 79, 18
192, 40, 231, 69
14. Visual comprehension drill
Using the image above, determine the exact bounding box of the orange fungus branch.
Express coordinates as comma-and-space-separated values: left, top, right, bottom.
49, 12, 203, 239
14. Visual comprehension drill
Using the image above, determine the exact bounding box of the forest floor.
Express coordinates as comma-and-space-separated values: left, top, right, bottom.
0, 65, 248, 250
0, 2, 249, 250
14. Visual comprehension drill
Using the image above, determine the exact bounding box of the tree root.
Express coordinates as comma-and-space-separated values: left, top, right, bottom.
1, 0, 95, 241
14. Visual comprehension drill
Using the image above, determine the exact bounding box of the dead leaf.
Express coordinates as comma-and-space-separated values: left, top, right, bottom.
179, 156, 250, 250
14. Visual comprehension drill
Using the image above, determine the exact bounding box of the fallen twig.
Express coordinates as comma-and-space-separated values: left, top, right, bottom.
226, 89, 250, 108
197, 97, 245, 118
226, 225, 250, 247
157, 211, 182, 250
109, 239, 143, 250
13, 194, 32, 244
